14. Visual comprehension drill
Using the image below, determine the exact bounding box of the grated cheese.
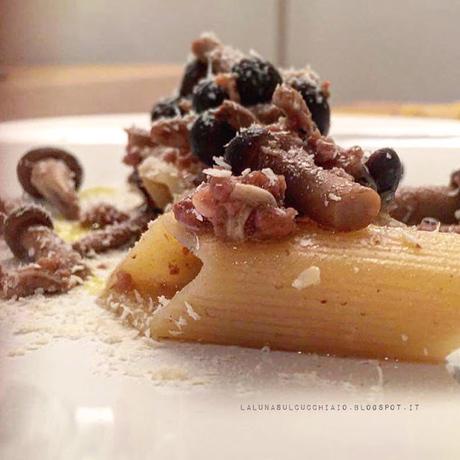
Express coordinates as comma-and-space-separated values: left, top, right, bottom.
185, 301, 201, 321
230, 183, 277, 207
203, 168, 232, 177
292, 266, 321, 289
212, 156, 232, 170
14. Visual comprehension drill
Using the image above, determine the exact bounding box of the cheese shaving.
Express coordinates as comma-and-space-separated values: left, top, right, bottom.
292, 266, 321, 289
230, 183, 277, 207
185, 301, 201, 321
203, 168, 232, 177
212, 156, 232, 170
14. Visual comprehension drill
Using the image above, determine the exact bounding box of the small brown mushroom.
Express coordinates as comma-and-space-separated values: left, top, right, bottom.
224, 128, 381, 232
0, 196, 27, 234
1, 205, 88, 298
17, 147, 83, 220
390, 186, 460, 225
450, 169, 460, 189
260, 146, 381, 231
4, 205, 54, 260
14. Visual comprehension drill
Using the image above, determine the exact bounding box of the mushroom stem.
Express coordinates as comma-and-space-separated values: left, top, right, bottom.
20, 226, 83, 267
224, 129, 381, 232
390, 186, 460, 225
30, 159, 80, 220
1, 206, 89, 299
256, 146, 381, 231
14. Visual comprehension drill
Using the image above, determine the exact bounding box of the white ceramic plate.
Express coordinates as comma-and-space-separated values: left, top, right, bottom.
1, 114, 460, 460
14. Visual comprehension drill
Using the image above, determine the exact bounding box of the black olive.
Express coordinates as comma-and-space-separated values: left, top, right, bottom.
224, 127, 268, 174
150, 97, 182, 121
232, 57, 282, 106
289, 79, 330, 135
365, 148, 403, 202
179, 59, 208, 97
192, 80, 229, 113
189, 111, 237, 165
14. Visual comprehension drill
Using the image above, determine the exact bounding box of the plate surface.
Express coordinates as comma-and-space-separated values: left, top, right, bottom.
1, 114, 460, 460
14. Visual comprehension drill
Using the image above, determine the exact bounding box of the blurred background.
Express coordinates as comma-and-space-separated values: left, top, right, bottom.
1, 0, 459, 121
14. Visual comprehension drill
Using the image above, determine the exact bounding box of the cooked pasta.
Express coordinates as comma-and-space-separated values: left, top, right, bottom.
101, 213, 460, 363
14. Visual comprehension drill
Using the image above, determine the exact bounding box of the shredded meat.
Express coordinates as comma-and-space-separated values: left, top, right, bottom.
272, 84, 319, 136
173, 169, 297, 241
214, 100, 257, 130
124, 127, 157, 166
271, 85, 366, 180
310, 138, 367, 180
282, 67, 322, 87
0, 226, 88, 299
160, 147, 203, 172
73, 207, 156, 255
150, 114, 195, 150
214, 73, 240, 102
191, 32, 244, 73
250, 103, 283, 125
80, 203, 129, 229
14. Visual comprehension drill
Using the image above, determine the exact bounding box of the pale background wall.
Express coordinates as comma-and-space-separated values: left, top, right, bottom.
1, 0, 459, 104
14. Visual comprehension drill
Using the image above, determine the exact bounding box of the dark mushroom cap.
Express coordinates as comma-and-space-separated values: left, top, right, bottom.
450, 169, 460, 189
4, 205, 53, 259
17, 147, 83, 198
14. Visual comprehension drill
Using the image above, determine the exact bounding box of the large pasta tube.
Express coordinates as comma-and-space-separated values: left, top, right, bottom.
101, 213, 460, 363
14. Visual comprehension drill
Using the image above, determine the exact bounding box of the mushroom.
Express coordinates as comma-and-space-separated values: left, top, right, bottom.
3, 204, 54, 260
220, 85, 382, 232
224, 127, 381, 232
17, 147, 83, 220
390, 169, 460, 225
0, 198, 8, 234
0, 196, 26, 235
1, 205, 88, 298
